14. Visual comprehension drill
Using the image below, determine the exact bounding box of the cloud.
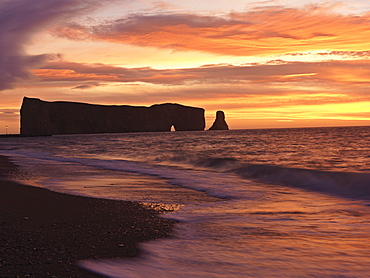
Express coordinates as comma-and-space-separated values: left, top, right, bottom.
33, 59, 370, 88
0, 109, 18, 115
286, 50, 370, 58
0, 0, 113, 91
72, 82, 104, 89
53, 4, 370, 56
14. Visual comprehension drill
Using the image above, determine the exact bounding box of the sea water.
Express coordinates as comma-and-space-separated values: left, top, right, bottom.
1, 126, 370, 277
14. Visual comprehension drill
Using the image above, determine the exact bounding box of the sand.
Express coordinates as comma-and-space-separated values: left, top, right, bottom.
0, 155, 177, 277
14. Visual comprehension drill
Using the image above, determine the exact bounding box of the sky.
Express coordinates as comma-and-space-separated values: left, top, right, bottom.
1, 0, 370, 133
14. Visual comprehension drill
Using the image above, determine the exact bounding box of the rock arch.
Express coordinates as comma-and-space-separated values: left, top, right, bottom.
20, 97, 205, 135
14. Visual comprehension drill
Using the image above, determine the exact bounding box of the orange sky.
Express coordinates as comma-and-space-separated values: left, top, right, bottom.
1, 0, 370, 134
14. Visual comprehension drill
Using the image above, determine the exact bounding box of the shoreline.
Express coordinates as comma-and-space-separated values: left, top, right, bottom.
0, 155, 177, 277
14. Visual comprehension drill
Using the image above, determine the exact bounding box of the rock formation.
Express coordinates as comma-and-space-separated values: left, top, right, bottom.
20, 97, 205, 136
209, 111, 229, 130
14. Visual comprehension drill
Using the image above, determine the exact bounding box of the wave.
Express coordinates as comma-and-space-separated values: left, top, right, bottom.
194, 157, 239, 170
3, 148, 370, 201
238, 164, 370, 198
192, 157, 370, 200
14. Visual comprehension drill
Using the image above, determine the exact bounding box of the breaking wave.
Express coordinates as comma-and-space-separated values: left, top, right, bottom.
192, 156, 370, 200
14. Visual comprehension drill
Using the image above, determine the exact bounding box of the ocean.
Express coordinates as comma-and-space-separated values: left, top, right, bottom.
1, 126, 370, 277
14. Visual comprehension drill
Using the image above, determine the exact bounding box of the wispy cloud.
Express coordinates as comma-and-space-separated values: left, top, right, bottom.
0, 0, 114, 91
0, 109, 18, 115
72, 82, 104, 90
53, 4, 370, 56
33, 59, 370, 87
285, 50, 370, 58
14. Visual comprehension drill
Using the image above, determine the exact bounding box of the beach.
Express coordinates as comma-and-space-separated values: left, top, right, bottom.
0, 155, 177, 277
1, 128, 370, 277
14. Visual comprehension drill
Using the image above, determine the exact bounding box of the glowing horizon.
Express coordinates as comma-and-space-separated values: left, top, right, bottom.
1, 0, 370, 134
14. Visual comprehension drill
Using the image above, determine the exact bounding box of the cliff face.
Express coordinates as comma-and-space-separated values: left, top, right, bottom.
20, 97, 205, 136
209, 111, 229, 130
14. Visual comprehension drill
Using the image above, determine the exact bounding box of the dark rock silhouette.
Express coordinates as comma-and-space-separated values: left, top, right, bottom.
20, 97, 205, 136
209, 111, 229, 130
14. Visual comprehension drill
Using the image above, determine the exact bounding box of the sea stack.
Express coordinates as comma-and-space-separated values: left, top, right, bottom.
20, 97, 205, 136
209, 111, 229, 130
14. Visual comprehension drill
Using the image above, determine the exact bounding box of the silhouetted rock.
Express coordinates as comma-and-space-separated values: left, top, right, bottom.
209, 111, 229, 130
20, 97, 205, 136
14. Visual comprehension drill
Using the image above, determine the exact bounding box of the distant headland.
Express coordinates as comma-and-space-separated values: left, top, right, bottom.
20, 97, 229, 136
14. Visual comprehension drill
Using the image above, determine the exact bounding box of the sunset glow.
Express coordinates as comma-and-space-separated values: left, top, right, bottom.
1, 0, 370, 133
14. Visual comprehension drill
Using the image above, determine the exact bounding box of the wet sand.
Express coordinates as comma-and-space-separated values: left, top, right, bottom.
0, 155, 177, 277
